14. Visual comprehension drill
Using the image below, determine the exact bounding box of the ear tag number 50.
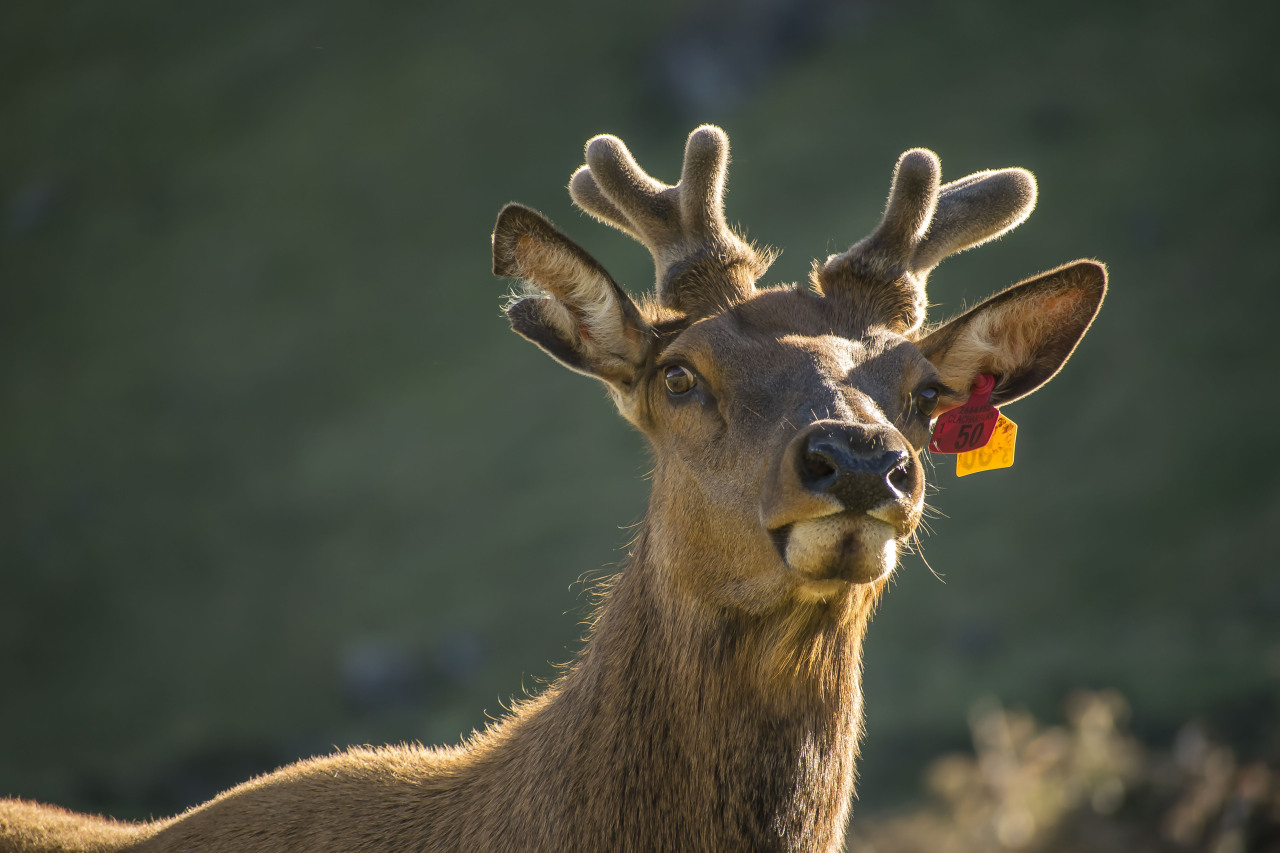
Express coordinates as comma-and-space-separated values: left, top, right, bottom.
929, 374, 1018, 476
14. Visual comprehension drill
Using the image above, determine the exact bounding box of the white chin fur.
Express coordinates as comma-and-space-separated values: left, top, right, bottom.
785, 515, 898, 589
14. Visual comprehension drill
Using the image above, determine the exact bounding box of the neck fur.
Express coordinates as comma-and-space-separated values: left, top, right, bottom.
468, 525, 881, 851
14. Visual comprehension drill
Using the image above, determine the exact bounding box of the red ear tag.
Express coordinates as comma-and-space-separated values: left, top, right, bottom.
929, 374, 999, 454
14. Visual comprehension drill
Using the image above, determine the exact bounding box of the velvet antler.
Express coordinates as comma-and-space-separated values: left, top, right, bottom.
569, 125, 774, 317
816, 149, 1037, 335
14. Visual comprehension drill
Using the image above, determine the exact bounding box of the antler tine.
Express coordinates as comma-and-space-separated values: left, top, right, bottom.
569, 125, 772, 315
913, 168, 1037, 274
677, 126, 732, 243
817, 150, 1038, 336
568, 166, 638, 241
875, 149, 943, 263
568, 134, 666, 242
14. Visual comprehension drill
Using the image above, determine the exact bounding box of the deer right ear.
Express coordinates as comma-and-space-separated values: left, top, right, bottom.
494, 204, 654, 390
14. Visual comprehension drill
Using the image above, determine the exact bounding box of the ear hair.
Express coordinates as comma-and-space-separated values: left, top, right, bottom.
505, 297, 598, 377
493, 204, 653, 388
917, 261, 1107, 406
494, 205, 622, 346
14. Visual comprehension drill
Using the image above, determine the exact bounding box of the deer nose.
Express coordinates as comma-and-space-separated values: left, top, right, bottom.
798, 428, 913, 512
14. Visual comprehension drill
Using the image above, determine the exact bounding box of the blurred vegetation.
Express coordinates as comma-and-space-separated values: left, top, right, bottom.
849, 691, 1280, 852
2, 0, 1277, 844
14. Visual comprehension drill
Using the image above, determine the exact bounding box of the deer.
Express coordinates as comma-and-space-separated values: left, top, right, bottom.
0, 125, 1105, 852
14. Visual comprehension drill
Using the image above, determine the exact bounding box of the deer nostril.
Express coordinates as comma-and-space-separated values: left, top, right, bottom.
802, 452, 837, 483
887, 457, 912, 493
799, 438, 848, 491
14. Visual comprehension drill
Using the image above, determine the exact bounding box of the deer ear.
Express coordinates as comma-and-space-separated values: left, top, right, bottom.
917, 261, 1106, 406
494, 204, 653, 389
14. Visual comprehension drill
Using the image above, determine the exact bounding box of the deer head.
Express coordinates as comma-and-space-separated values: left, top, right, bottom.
494, 126, 1104, 630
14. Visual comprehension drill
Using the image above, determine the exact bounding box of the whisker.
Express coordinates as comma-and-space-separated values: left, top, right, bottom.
912, 530, 945, 583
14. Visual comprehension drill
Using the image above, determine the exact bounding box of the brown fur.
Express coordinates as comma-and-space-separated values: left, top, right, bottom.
1, 127, 1105, 852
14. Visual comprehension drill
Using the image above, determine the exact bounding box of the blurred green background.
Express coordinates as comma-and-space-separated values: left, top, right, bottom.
3, 0, 1277, 827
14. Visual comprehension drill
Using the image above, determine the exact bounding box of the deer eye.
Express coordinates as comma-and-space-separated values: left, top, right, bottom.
913, 386, 941, 418
663, 364, 697, 396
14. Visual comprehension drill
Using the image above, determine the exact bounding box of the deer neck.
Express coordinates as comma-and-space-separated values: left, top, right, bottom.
509, 521, 877, 850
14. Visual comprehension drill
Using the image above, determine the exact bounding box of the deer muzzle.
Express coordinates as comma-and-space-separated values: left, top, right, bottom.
761, 421, 923, 588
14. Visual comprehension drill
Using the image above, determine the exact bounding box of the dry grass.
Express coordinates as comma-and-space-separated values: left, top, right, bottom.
848, 691, 1280, 852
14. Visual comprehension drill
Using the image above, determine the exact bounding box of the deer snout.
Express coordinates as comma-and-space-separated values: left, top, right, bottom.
760, 421, 922, 534
799, 431, 913, 513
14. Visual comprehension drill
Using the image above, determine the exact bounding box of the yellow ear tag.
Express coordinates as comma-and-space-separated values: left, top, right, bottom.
955, 413, 1017, 477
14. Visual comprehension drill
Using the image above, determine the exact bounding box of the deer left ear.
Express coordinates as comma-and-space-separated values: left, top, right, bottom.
494, 204, 653, 390
917, 261, 1106, 406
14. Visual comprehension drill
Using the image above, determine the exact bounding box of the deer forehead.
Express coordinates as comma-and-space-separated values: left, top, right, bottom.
666, 305, 929, 415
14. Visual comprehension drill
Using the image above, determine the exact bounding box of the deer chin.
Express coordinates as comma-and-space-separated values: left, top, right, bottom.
778, 513, 899, 599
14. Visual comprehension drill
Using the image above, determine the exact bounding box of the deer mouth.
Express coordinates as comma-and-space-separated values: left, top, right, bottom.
770, 511, 900, 594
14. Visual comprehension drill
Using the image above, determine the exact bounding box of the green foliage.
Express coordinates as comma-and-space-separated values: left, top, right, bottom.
1, 0, 1276, 826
